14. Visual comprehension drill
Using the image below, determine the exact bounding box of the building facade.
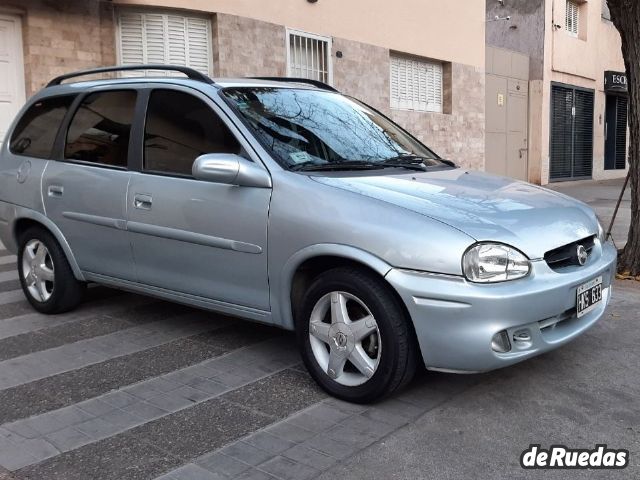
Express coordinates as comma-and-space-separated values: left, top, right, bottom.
487, 0, 628, 184
0, 0, 486, 171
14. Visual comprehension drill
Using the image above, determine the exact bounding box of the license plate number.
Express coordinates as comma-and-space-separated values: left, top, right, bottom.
576, 276, 603, 318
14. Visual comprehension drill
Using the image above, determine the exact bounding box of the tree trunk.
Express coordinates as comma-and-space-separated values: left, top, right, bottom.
607, 0, 640, 275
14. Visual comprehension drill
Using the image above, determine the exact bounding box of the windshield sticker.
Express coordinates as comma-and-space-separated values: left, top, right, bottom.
289, 151, 312, 164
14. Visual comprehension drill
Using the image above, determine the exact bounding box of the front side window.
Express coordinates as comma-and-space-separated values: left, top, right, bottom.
10, 95, 76, 159
65, 90, 137, 168
223, 87, 442, 170
144, 89, 241, 176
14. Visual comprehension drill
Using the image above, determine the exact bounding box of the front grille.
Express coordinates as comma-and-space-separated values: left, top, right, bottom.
544, 235, 595, 270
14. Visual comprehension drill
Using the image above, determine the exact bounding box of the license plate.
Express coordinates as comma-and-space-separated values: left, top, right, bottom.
576, 276, 603, 318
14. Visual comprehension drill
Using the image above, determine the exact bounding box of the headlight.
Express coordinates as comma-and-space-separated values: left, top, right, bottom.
462, 243, 531, 283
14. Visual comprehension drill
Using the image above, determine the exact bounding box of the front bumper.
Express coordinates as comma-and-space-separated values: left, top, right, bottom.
386, 240, 617, 372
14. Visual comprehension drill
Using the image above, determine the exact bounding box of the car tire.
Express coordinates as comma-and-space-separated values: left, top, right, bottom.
296, 266, 418, 403
17, 227, 85, 314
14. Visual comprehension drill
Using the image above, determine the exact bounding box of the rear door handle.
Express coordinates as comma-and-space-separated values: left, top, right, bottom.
47, 185, 64, 197
133, 194, 152, 210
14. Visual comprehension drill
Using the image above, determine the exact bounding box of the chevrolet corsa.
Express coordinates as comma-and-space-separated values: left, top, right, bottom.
0, 66, 617, 403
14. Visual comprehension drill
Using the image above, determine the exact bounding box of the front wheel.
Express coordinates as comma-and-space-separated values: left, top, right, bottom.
296, 267, 417, 403
17, 227, 85, 314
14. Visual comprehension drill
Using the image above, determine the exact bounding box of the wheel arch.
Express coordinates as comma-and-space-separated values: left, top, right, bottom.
277, 244, 411, 332
11, 209, 85, 281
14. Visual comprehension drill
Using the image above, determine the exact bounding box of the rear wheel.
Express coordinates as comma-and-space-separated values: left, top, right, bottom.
296, 267, 417, 403
17, 227, 85, 314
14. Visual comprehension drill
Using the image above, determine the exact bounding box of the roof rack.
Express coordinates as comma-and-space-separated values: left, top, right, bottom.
47, 65, 214, 87
250, 77, 339, 92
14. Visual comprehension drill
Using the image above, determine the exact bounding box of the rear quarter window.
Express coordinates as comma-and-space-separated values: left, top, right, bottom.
10, 95, 77, 159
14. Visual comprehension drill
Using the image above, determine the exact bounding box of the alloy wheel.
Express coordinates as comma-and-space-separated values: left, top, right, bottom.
308, 291, 382, 386
21, 239, 55, 302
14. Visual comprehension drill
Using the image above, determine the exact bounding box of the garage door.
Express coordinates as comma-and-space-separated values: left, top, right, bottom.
0, 14, 25, 142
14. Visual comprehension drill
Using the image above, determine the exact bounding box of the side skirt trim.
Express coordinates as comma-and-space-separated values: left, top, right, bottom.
83, 271, 274, 324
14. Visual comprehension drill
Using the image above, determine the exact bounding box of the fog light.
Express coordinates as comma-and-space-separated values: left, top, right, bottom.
491, 330, 511, 353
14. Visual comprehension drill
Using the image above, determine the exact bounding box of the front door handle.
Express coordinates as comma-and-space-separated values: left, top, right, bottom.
48, 185, 64, 197
133, 194, 152, 210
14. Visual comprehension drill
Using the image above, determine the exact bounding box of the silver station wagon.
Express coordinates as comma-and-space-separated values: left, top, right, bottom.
0, 65, 617, 403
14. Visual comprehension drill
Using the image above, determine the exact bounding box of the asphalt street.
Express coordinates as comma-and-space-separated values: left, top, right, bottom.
0, 246, 637, 480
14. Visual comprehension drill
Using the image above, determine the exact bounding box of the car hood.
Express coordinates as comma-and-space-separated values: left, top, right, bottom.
311, 169, 597, 259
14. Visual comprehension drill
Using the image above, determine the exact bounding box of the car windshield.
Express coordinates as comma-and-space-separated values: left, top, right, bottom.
222, 87, 445, 170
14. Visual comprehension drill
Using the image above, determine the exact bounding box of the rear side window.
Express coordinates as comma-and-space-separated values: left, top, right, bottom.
65, 90, 137, 168
10, 95, 76, 159
144, 89, 241, 176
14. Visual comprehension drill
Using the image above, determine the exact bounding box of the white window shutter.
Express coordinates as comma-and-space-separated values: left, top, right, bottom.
144, 14, 166, 65
390, 54, 443, 113
566, 1, 579, 37
167, 15, 187, 66
118, 11, 211, 76
119, 13, 145, 67
186, 17, 211, 74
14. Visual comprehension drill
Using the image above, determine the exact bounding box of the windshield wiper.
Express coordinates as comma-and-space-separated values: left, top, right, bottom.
289, 155, 452, 172
382, 154, 457, 169
378, 155, 428, 171
439, 158, 457, 167
290, 161, 382, 172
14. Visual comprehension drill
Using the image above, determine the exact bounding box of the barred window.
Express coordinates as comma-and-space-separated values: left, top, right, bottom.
286, 29, 332, 84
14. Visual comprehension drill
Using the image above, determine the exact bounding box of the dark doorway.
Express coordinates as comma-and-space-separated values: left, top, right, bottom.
604, 94, 628, 170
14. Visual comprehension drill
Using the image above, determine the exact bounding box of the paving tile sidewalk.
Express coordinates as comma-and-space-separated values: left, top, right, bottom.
0, 215, 637, 480
313, 279, 640, 480
0, 468, 14, 480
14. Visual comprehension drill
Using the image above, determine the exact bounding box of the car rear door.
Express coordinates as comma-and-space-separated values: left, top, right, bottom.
42, 87, 139, 281
126, 85, 271, 312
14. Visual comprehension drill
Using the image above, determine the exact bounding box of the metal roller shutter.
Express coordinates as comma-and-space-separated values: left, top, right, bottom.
550, 85, 574, 180
615, 96, 628, 169
550, 84, 594, 181
573, 89, 594, 178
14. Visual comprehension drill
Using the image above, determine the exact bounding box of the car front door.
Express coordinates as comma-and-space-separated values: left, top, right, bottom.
126, 86, 271, 312
42, 88, 138, 281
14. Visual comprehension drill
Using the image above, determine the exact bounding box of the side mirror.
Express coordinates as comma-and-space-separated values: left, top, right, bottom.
192, 153, 272, 188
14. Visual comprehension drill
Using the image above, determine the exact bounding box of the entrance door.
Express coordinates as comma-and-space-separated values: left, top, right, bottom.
127, 87, 271, 311
550, 84, 594, 181
43, 89, 137, 281
0, 14, 25, 141
604, 94, 628, 170
506, 80, 528, 180
485, 47, 529, 181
